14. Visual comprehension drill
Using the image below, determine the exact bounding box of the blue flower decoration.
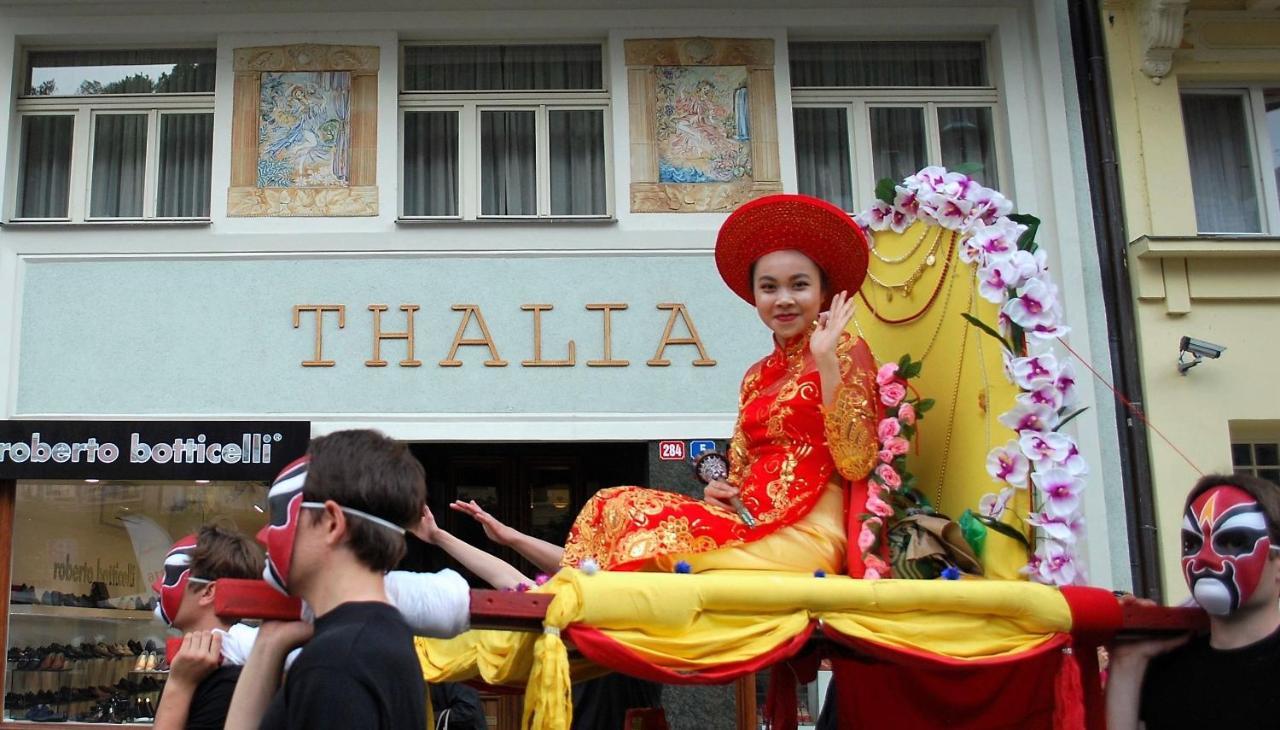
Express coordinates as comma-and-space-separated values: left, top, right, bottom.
674, 561, 693, 574
814, 569, 827, 578
941, 566, 961, 581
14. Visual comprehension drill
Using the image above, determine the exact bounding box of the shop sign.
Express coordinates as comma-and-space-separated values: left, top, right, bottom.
0, 421, 310, 481
291, 302, 717, 369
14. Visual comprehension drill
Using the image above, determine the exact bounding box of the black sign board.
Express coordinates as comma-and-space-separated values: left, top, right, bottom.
0, 421, 311, 481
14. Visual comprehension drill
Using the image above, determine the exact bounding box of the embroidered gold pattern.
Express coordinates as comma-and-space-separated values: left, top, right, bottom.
821, 336, 879, 481
727, 416, 751, 487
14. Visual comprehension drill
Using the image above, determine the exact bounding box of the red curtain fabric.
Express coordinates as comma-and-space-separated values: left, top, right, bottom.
825, 633, 1072, 730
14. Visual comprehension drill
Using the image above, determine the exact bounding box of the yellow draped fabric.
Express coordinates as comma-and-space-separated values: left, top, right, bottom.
417, 569, 1074, 729
646, 479, 846, 573
853, 220, 1030, 578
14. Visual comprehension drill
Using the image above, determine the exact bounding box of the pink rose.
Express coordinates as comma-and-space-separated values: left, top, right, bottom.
875, 464, 902, 489
866, 495, 894, 518
864, 555, 889, 574
876, 362, 900, 386
885, 437, 910, 456
877, 418, 901, 441
880, 382, 907, 407
857, 525, 878, 552
878, 449, 894, 464
898, 402, 916, 425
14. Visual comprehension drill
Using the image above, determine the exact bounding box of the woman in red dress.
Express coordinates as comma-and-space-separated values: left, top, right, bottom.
560, 194, 883, 578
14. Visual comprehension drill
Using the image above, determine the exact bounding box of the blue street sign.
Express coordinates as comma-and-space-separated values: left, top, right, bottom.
689, 440, 716, 459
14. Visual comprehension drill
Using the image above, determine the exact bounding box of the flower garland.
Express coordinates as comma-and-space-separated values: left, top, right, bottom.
855, 166, 1088, 586
858, 355, 933, 579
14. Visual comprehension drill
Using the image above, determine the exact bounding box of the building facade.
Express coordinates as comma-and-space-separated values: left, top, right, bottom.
0, 0, 1131, 725
1103, 0, 1280, 602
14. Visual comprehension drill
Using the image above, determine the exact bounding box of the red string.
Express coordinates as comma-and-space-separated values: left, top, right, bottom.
1054, 337, 1204, 476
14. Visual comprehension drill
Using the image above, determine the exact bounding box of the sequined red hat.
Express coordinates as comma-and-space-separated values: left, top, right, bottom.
715, 194, 869, 307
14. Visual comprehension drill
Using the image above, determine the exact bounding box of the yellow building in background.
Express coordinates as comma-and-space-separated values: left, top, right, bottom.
1104, 0, 1280, 601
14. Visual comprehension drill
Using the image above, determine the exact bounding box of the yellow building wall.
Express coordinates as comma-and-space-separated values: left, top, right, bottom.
1104, 0, 1280, 601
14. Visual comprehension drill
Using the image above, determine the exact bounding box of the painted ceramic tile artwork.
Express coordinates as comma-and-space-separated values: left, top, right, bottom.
257, 71, 351, 188
655, 65, 752, 184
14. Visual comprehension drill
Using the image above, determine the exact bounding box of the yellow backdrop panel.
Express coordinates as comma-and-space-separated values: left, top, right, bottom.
852, 221, 1030, 579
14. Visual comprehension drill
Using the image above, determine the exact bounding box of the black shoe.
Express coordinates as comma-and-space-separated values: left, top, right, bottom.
10, 584, 35, 604
88, 581, 109, 603
74, 701, 109, 723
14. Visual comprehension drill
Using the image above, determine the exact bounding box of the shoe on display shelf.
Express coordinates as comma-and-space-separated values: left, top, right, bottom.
10, 584, 36, 604
25, 703, 68, 722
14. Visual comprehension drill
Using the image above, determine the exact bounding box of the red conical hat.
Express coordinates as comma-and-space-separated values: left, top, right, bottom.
715, 194, 869, 307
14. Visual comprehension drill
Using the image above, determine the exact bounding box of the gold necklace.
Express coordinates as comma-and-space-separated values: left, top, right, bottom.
870, 225, 932, 265
853, 232, 960, 362
864, 228, 945, 297
915, 258, 964, 362
934, 278, 976, 510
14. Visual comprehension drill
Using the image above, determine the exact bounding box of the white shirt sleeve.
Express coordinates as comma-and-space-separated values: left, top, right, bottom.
384, 569, 472, 638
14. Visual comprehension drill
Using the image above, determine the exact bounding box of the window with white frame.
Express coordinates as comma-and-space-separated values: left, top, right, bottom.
1233, 441, 1280, 486
1179, 87, 1280, 235
789, 41, 1002, 213
399, 43, 610, 220
12, 49, 216, 222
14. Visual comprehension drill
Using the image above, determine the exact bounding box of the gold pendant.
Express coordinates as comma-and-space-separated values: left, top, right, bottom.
901, 283, 912, 297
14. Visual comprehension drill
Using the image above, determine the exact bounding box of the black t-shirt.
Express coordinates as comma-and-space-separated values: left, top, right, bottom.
185, 665, 242, 730
571, 674, 663, 730
259, 602, 426, 730
1140, 624, 1280, 729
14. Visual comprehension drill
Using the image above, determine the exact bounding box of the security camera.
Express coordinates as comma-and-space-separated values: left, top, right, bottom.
1181, 337, 1225, 359
1178, 336, 1226, 375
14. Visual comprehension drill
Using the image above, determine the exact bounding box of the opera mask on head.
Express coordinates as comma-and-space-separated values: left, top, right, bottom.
1181, 485, 1275, 616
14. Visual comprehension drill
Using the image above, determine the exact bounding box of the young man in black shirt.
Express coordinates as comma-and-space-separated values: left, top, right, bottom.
1107, 473, 1280, 730
225, 430, 429, 730
152, 524, 265, 730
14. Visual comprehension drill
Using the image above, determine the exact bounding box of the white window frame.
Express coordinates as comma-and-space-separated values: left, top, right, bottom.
398, 43, 612, 221
10, 109, 76, 222
789, 40, 1006, 212
1179, 86, 1280, 235
10, 59, 215, 223
793, 89, 1006, 212
1232, 439, 1280, 485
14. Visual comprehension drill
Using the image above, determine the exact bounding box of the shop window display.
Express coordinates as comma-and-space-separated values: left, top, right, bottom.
5, 480, 267, 724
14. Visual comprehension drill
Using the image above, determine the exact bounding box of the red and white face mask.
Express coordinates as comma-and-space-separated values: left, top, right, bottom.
259, 457, 310, 595
1181, 485, 1274, 616
257, 455, 407, 596
151, 534, 211, 626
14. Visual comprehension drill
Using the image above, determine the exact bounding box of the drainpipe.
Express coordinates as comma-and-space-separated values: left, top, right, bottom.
1067, 0, 1164, 599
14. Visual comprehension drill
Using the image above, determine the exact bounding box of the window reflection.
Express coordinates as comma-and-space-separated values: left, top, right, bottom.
26, 49, 216, 96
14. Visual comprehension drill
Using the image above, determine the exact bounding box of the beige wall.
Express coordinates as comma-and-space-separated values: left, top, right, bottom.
1105, 0, 1280, 601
